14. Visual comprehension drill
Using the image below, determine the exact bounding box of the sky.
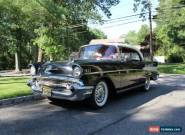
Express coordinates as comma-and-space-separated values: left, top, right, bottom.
90, 0, 159, 39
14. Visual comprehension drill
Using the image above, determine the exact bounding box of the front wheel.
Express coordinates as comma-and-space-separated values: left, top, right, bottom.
89, 81, 109, 108
143, 77, 151, 91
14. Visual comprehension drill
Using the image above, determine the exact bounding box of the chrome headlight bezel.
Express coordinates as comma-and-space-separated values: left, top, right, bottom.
73, 66, 83, 78
30, 65, 36, 76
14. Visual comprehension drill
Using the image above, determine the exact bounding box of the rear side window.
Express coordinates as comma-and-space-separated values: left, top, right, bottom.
119, 47, 141, 62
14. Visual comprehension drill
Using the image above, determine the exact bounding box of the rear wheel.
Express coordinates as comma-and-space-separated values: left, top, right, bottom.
153, 74, 159, 80
89, 81, 109, 108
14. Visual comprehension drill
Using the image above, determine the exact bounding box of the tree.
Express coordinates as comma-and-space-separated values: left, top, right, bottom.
0, 0, 30, 71
124, 24, 149, 45
132, 0, 149, 20
89, 28, 107, 39
154, 0, 185, 62
137, 24, 149, 43
124, 31, 138, 45
0, 0, 119, 70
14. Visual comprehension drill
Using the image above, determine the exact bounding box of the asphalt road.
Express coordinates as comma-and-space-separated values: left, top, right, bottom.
0, 75, 185, 135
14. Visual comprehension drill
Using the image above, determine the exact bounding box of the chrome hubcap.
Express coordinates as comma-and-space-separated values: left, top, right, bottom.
95, 84, 105, 103
145, 78, 150, 90
94, 81, 108, 106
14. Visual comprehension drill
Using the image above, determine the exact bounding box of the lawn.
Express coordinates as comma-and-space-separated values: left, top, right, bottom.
158, 63, 185, 74
0, 76, 32, 100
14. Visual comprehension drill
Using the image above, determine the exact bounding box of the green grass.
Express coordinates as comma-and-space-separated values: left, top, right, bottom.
0, 76, 32, 100
158, 63, 185, 74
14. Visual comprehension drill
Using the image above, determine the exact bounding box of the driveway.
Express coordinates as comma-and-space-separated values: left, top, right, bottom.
0, 75, 185, 135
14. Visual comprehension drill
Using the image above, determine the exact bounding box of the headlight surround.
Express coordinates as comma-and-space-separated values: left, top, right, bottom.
30, 65, 36, 76
73, 66, 82, 78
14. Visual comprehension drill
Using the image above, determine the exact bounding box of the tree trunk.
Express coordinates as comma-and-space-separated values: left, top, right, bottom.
15, 51, 21, 72
15, 28, 22, 72
37, 47, 43, 62
49, 55, 53, 61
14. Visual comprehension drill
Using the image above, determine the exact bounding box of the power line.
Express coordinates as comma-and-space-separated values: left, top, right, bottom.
62, 19, 146, 37
98, 19, 144, 29
60, 13, 149, 30
60, 19, 145, 38
104, 17, 137, 24
36, 0, 185, 30
67, 5, 185, 29
103, 11, 157, 25
64, 13, 147, 29
70, 11, 157, 28
103, 12, 149, 22
66, 4, 185, 34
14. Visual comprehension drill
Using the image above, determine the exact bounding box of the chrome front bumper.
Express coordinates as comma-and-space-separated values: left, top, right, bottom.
27, 76, 94, 101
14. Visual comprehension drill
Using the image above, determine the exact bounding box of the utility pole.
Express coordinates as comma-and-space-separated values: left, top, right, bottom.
148, 0, 153, 62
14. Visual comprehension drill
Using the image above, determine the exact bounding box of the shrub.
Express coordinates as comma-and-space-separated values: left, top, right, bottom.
167, 53, 184, 63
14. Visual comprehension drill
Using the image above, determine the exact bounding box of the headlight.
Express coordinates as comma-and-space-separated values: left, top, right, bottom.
30, 66, 36, 76
73, 66, 82, 78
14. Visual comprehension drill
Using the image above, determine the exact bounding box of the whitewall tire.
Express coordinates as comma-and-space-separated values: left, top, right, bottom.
90, 81, 109, 108
143, 77, 151, 91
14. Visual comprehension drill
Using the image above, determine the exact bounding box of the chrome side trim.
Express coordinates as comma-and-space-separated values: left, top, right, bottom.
84, 69, 143, 75
84, 71, 103, 75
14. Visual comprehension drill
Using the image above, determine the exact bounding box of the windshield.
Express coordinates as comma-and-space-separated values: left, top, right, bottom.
79, 44, 118, 60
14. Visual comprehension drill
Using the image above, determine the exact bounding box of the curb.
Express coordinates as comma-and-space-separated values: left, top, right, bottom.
0, 95, 45, 108
0, 74, 30, 77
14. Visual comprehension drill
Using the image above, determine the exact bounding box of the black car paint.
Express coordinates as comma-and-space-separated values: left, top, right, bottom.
38, 58, 148, 93
29, 44, 157, 101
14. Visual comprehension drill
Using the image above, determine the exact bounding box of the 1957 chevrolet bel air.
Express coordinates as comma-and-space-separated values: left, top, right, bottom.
27, 43, 159, 108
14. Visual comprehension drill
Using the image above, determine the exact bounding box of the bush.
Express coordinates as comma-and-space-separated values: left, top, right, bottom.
167, 53, 184, 63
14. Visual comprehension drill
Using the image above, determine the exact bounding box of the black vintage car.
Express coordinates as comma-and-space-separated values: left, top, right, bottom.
28, 43, 158, 108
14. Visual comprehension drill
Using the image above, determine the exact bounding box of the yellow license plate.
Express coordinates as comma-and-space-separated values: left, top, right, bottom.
42, 86, 51, 96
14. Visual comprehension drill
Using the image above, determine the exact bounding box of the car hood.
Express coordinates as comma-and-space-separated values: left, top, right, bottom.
41, 61, 75, 76
40, 59, 116, 76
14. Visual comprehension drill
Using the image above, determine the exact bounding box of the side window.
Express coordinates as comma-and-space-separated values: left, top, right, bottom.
119, 47, 141, 62
130, 52, 141, 61
119, 47, 131, 62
